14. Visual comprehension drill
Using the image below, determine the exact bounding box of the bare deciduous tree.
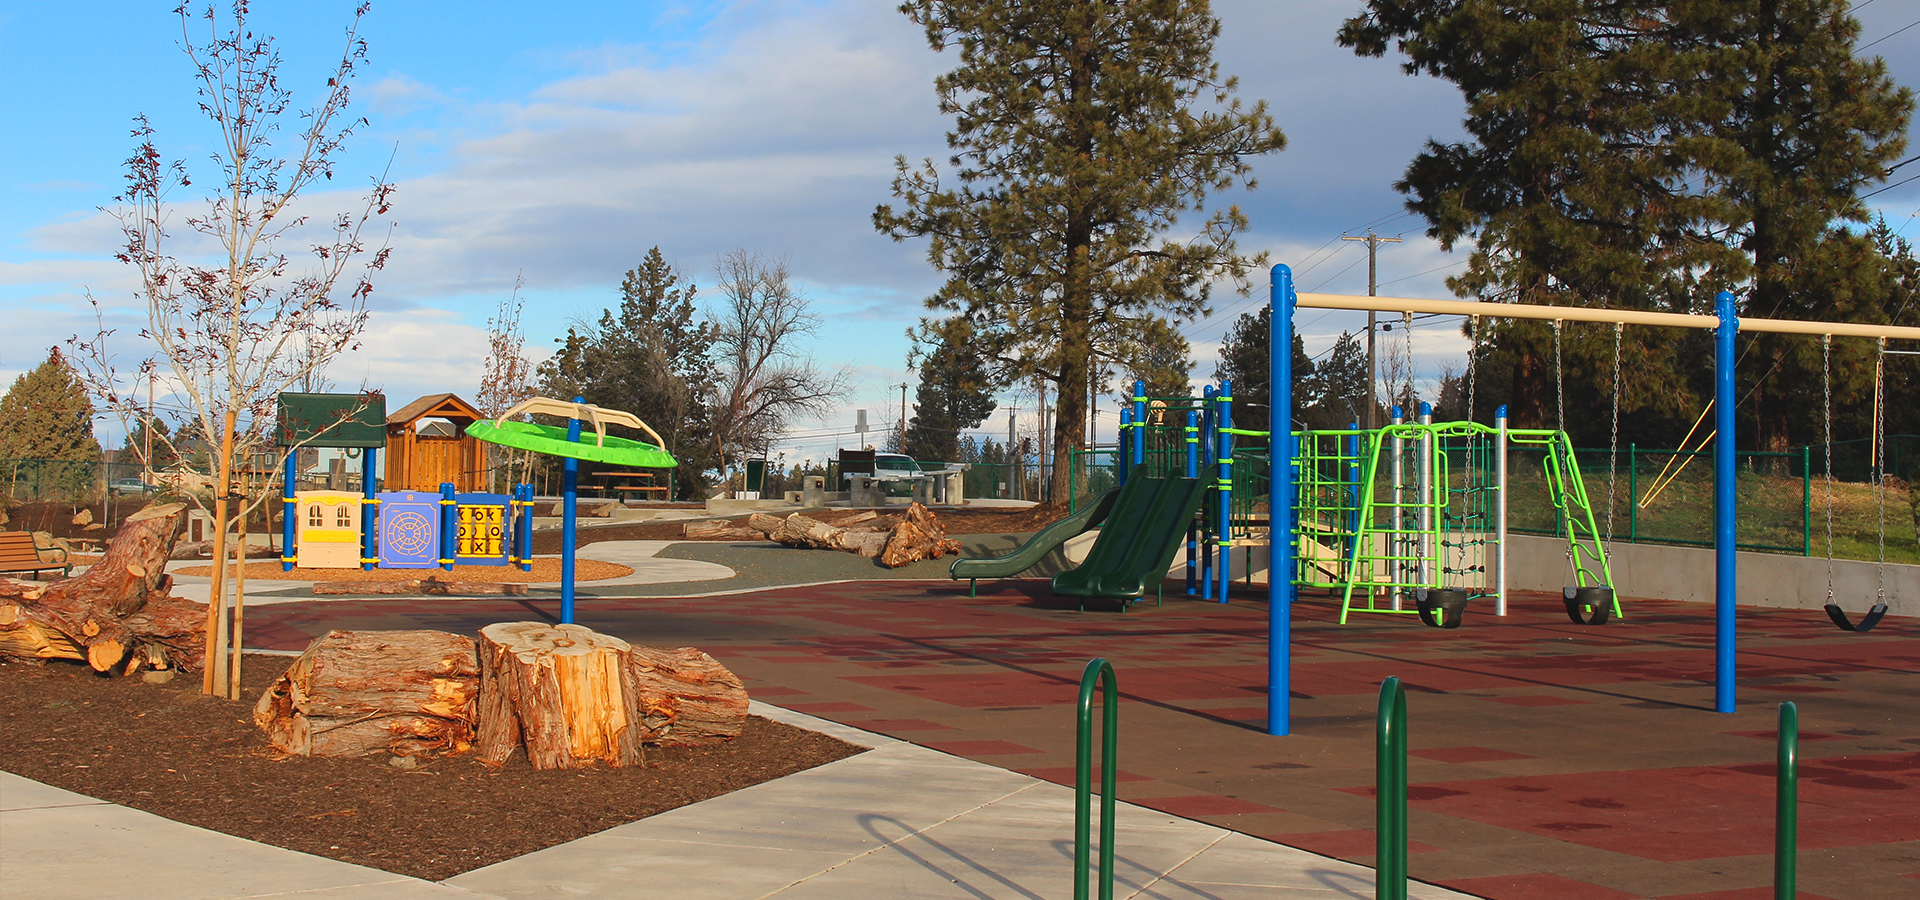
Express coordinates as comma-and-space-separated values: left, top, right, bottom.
477, 274, 535, 487
74, 2, 393, 699
707, 250, 848, 487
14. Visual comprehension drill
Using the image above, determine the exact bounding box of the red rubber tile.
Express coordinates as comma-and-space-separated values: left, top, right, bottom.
1438, 872, 1640, 900
844, 718, 957, 732
1721, 730, 1842, 741
1137, 794, 1282, 817
1411, 746, 1536, 764
1486, 695, 1591, 707
1263, 829, 1440, 857
781, 702, 875, 713
921, 739, 1044, 756
1658, 889, 1838, 899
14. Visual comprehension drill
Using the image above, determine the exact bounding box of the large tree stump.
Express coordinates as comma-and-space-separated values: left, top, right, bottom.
477, 623, 644, 770
253, 630, 479, 758
0, 503, 204, 672
627, 645, 749, 746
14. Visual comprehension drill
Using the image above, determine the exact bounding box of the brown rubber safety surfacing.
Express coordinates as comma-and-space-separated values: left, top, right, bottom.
0, 656, 865, 881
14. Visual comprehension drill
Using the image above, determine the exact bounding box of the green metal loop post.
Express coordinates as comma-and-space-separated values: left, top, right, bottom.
1776, 701, 1798, 899
1376, 676, 1409, 900
1075, 658, 1119, 900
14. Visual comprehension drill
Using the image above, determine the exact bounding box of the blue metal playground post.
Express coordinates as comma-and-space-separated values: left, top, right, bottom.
1121, 379, 1136, 473
1216, 381, 1234, 603
281, 453, 297, 571
1269, 265, 1295, 736
1714, 292, 1738, 713
361, 447, 378, 571
1200, 386, 1216, 599
562, 397, 583, 625
1186, 409, 1200, 595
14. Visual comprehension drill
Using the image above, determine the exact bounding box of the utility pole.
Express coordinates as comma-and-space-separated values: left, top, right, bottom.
898, 383, 909, 452
1342, 230, 1401, 430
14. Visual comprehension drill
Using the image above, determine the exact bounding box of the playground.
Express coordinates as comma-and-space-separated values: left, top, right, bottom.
196, 569, 1915, 899
6, 281, 1920, 900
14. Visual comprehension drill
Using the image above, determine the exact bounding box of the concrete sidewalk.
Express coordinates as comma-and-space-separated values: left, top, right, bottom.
1, 703, 1470, 900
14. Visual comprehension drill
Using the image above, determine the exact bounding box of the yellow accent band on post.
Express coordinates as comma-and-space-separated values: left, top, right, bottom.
360, 498, 381, 505
360, 557, 380, 564
437, 558, 454, 564
279, 556, 296, 563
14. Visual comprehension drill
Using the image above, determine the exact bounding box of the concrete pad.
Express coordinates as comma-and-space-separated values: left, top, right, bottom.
0, 771, 106, 811
0, 796, 480, 900
574, 541, 735, 586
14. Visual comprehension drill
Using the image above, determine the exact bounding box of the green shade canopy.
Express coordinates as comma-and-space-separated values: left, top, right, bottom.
466, 419, 677, 468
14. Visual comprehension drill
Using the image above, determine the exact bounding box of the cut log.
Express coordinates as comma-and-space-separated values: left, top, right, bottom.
253, 630, 479, 758
750, 512, 892, 558
626, 645, 749, 746
0, 599, 83, 662
0, 503, 205, 672
476, 622, 643, 770
310, 577, 528, 596
879, 502, 964, 568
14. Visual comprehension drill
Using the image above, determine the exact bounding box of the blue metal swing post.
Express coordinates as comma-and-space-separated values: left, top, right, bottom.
1714, 292, 1738, 713
1269, 265, 1296, 736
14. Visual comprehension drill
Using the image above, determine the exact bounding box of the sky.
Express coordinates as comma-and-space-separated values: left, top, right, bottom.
3, 0, 1917, 467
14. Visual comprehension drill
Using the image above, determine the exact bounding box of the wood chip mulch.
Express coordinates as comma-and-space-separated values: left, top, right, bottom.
169, 558, 634, 583
0, 657, 865, 881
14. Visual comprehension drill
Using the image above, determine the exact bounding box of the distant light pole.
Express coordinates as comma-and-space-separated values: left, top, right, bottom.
1342, 230, 1400, 429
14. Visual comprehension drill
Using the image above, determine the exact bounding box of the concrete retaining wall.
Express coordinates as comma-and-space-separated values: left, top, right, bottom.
1505, 534, 1920, 618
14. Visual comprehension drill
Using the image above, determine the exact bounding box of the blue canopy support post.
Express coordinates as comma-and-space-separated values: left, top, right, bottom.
1200, 386, 1216, 599
1269, 265, 1296, 736
360, 448, 378, 571
515, 484, 533, 572
439, 483, 458, 572
1186, 409, 1200, 595
281, 453, 297, 571
1714, 292, 1738, 713
562, 398, 583, 625
1132, 380, 1147, 471
1216, 381, 1234, 603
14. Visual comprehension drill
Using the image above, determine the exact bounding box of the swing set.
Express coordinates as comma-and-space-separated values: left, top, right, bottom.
1262, 269, 1920, 737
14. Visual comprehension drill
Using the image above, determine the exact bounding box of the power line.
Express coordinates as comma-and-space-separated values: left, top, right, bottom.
1862, 170, 1920, 200
1859, 15, 1919, 50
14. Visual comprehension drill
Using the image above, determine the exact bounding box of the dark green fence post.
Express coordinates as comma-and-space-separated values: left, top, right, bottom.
1628, 444, 1638, 543
1075, 658, 1118, 900
1776, 701, 1798, 899
1377, 676, 1408, 900
1800, 446, 1812, 557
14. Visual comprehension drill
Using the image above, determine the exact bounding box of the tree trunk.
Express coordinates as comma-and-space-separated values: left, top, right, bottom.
252, 629, 479, 757
626, 645, 749, 746
0, 502, 204, 673
748, 512, 889, 557
476, 622, 644, 770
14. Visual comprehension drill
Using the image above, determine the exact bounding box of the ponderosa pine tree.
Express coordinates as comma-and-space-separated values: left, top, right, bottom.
876, 0, 1286, 501
1340, 0, 1911, 448
904, 318, 998, 463
1212, 305, 1318, 443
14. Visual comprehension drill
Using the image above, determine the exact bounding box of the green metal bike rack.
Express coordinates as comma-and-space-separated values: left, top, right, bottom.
1075, 658, 1119, 900
1776, 701, 1798, 899
1377, 676, 1409, 900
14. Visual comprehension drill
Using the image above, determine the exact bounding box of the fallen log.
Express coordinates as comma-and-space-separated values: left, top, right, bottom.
0, 503, 205, 672
748, 512, 889, 557
627, 645, 749, 746
253, 630, 479, 758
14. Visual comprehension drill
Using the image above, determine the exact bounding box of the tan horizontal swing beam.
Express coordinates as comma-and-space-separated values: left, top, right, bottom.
1296, 292, 1920, 342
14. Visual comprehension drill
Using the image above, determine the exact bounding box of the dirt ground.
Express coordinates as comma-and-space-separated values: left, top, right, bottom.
537, 503, 1070, 552
0, 657, 864, 880
170, 557, 635, 583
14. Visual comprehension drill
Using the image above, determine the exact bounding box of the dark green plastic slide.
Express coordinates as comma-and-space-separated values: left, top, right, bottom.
949, 488, 1121, 595
1051, 476, 1205, 609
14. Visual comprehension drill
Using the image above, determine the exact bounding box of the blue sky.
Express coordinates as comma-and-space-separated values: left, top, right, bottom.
4, 1, 1916, 465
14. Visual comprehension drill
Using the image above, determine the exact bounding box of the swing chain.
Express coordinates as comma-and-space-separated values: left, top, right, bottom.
1467, 316, 1479, 424
1822, 335, 1835, 606
1607, 322, 1622, 547
1876, 338, 1887, 605
1553, 320, 1566, 435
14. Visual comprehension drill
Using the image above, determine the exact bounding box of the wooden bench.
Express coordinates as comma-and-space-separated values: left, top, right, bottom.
0, 531, 70, 580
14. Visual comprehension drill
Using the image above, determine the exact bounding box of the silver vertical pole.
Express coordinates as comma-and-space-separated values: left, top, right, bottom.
1390, 405, 1404, 610
1496, 405, 1509, 616
1418, 402, 1433, 588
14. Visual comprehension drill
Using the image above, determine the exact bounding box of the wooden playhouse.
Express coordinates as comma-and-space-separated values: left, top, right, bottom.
384, 393, 488, 492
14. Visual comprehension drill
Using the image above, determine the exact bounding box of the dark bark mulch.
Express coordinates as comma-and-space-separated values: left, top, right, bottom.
0, 656, 865, 881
